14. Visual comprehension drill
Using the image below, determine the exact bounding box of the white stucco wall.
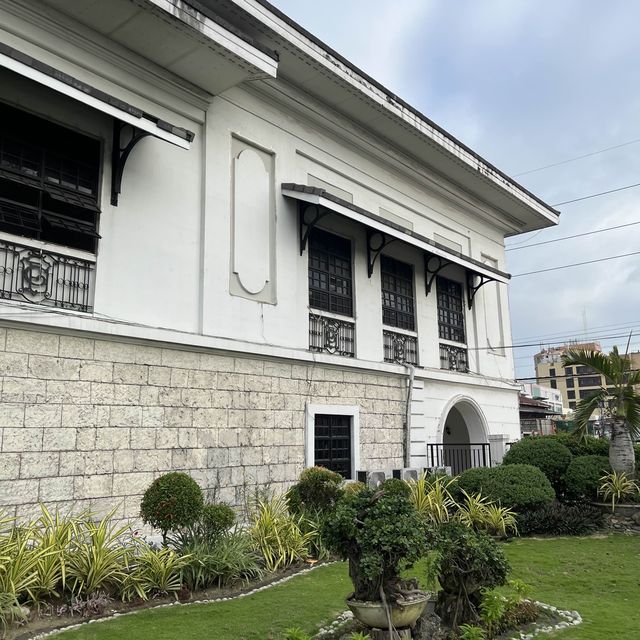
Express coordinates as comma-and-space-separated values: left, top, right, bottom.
0, 1, 524, 458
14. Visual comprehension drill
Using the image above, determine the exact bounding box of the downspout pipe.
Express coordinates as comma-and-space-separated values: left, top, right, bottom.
404, 364, 415, 468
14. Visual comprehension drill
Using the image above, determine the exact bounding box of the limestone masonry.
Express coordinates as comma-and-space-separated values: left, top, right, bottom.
0, 326, 405, 522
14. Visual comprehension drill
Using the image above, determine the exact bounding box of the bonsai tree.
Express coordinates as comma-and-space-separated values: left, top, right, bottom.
562, 346, 640, 476
323, 479, 426, 603
140, 472, 204, 544
435, 522, 509, 629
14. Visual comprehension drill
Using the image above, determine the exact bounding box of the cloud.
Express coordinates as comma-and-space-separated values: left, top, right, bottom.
271, 0, 640, 377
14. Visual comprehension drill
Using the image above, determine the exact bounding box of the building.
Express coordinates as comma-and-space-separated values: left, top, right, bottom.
535, 342, 605, 412
519, 383, 563, 436
0, 0, 559, 521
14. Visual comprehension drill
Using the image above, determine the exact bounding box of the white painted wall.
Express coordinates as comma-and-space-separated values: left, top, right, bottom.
0, 2, 526, 451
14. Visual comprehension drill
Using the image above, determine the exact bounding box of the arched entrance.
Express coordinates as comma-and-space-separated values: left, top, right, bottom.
437, 398, 490, 474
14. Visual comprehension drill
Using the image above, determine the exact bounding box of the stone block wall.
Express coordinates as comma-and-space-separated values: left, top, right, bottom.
0, 326, 406, 523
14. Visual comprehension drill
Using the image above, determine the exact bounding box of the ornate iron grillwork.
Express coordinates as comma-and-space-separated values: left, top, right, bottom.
383, 330, 418, 365
0, 239, 94, 312
309, 313, 355, 357
439, 343, 469, 372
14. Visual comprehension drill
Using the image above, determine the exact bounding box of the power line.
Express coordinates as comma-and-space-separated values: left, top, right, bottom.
553, 181, 640, 206
466, 330, 638, 351
516, 319, 640, 342
505, 229, 545, 248
505, 220, 640, 251
513, 137, 640, 177
512, 250, 640, 277
517, 369, 640, 382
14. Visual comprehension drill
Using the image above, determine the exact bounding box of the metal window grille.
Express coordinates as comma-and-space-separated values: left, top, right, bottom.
0, 238, 94, 312
308, 228, 353, 317
309, 313, 355, 357
0, 104, 100, 253
436, 276, 466, 343
314, 414, 352, 479
381, 255, 415, 331
383, 330, 418, 365
439, 343, 469, 372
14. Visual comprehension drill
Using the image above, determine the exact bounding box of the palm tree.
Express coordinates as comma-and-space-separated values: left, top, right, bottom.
562, 347, 639, 476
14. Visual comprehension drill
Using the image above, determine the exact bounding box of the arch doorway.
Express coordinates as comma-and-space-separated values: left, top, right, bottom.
439, 400, 491, 474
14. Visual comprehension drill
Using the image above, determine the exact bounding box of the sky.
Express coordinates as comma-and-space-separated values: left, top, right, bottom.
270, 0, 640, 378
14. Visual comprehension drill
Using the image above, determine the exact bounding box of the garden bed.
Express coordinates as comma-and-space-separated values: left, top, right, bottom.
11, 561, 327, 640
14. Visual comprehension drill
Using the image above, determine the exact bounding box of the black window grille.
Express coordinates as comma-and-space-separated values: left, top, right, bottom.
567, 390, 576, 399
569, 401, 576, 410
575, 365, 596, 375
0, 103, 100, 253
437, 276, 466, 343
314, 414, 352, 479
550, 368, 556, 377
566, 377, 575, 388
550, 379, 557, 389
579, 389, 600, 400
381, 255, 415, 331
308, 228, 353, 317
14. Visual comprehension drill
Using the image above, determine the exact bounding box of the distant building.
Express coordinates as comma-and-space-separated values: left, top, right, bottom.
519, 383, 563, 436
534, 342, 604, 413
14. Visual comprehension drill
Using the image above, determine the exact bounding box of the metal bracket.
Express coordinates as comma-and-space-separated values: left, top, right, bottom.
299, 202, 330, 255
424, 254, 452, 295
111, 120, 151, 206
466, 271, 496, 309
366, 230, 396, 277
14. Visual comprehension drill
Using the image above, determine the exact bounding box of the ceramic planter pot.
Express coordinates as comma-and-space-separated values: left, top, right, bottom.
346, 592, 429, 629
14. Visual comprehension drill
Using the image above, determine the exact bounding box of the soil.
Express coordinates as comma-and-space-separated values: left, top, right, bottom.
10, 560, 322, 640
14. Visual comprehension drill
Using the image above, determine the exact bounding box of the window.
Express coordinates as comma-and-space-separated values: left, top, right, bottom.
305, 404, 360, 480
576, 365, 596, 375
308, 228, 353, 316
567, 390, 576, 399
578, 376, 601, 387
381, 255, 415, 331
565, 367, 573, 375
550, 379, 557, 389
569, 401, 576, 410
0, 103, 101, 252
566, 377, 575, 388
550, 368, 556, 377
437, 276, 466, 343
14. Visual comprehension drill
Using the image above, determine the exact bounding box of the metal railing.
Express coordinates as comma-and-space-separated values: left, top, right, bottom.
427, 442, 492, 475
383, 330, 418, 365
440, 343, 469, 372
309, 313, 355, 357
0, 239, 94, 312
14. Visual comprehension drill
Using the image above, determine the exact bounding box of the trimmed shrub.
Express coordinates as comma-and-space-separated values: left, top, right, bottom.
457, 464, 555, 511
516, 501, 604, 536
140, 472, 204, 543
546, 433, 609, 457
201, 503, 236, 540
503, 438, 572, 490
564, 455, 611, 501
435, 522, 509, 628
323, 479, 426, 602
287, 466, 344, 515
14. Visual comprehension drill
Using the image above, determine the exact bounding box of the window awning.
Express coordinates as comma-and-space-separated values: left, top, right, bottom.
0, 43, 194, 149
282, 184, 511, 300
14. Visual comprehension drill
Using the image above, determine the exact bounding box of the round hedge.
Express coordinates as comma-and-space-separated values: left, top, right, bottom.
201, 503, 236, 540
546, 434, 609, 457
140, 472, 204, 540
287, 466, 344, 515
457, 464, 555, 511
502, 437, 572, 489
563, 455, 611, 501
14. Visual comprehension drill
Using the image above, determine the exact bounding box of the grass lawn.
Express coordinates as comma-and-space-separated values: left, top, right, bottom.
57, 563, 351, 640
502, 535, 640, 639
56, 535, 640, 640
